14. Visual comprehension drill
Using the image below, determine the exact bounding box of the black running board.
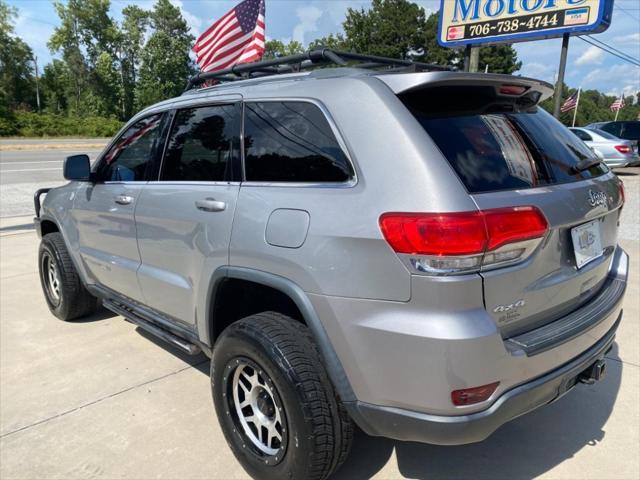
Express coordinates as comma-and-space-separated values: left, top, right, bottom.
103, 299, 202, 355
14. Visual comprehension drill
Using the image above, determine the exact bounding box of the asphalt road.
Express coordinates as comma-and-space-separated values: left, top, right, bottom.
0, 144, 104, 217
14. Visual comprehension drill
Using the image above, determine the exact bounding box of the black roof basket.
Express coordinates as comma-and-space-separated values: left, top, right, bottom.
184, 48, 453, 92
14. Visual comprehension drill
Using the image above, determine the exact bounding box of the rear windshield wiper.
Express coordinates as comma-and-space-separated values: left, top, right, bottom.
571, 157, 602, 173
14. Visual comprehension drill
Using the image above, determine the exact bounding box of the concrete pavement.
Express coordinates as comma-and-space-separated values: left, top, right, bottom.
0, 235, 639, 479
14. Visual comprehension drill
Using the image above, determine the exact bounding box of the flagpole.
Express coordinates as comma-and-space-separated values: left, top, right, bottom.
614, 95, 621, 121
572, 87, 581, 127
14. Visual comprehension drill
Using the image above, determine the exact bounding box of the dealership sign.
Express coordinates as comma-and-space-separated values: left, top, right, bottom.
438, 0, 614, 47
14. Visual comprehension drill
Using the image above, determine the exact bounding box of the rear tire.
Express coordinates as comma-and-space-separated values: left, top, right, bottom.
211, 312, 353, 480
38, 232, 98, 321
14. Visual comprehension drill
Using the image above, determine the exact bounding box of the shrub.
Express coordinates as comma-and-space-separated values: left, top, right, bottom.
2, 112, 123, 137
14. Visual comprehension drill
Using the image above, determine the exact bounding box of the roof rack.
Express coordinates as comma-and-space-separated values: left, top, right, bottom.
184, 48, 453, 92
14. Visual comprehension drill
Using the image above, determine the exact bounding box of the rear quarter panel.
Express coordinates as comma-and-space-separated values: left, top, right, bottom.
229, 76, 478, 300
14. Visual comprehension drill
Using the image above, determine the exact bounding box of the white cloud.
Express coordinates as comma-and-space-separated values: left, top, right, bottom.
518, 62, 555, 81
612, 32, 640, 46
170, 0, 203, 35
575, 46, 604, 66
582, 63, 640, 93
292, 6, 323, 45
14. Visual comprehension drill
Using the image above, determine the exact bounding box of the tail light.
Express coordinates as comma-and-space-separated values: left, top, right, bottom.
614, 144, 631, 154
379, 206, 548, 275
499, 85, 527, 95
451, 382, 500, 406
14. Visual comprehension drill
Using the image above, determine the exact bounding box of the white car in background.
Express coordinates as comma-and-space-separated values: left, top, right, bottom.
570, 127, 640, 168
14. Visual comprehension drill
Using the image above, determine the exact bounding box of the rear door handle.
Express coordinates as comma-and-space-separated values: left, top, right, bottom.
195, 198, 226, 212
115, 194, 134, 205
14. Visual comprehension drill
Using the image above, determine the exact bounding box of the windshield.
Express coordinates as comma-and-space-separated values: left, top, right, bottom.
412, 108, 607, 193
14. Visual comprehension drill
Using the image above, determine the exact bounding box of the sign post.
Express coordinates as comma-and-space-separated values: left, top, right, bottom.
553, 33, 571, 118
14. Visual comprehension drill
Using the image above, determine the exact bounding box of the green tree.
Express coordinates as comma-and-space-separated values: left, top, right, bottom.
118, 5, 149, 118
49, 0, 119, 115
41, 59, 70, 114
421, 13, 457, 66
93, 51, 121, 117
540, 85, 640, 126
343, 0, 426, 60
477, 44, 521, 74
263, 39, 304, 59
308, 34, 348, 52
136, 0, 194, 108
0, 0, 36, 116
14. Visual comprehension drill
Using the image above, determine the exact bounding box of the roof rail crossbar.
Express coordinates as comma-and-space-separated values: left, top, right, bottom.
184, 48, 452, 92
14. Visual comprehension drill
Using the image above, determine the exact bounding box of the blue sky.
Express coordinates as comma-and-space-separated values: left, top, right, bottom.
9, 0, 640, 98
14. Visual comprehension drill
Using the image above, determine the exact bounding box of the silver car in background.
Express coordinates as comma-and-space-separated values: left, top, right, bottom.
570, 127, 640, 167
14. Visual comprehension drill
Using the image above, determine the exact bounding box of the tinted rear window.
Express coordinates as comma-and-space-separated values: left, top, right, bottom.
412, 108, 607, 193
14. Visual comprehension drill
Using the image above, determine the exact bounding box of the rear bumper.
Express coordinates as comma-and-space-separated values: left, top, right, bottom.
604, 159, 630, 167
325, 247, 627, 444
346, 313, 620, 445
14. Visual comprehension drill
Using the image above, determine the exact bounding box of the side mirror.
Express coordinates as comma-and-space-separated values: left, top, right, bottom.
63, 154, 91, 181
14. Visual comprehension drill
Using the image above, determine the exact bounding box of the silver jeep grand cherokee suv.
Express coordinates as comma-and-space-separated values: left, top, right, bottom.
34, 50, 628, 480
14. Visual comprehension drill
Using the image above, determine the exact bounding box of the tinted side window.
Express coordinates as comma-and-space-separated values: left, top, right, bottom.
621, 122, 640, 140
512, 110, 607, 184
572, 129, 592, 141
161, 104, 240, 182
98, 114, 163, 182
244, 102, 353, 182
600, 123, 621, 136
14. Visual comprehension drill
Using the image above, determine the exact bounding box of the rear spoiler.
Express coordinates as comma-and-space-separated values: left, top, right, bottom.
376, 71, 554, 105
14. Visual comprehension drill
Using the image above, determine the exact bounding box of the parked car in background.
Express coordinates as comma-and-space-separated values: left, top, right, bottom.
570, 127, 640, 168
586, 121, 640, 148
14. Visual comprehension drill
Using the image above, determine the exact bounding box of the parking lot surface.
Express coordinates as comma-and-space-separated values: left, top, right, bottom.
0, 150, 639, 478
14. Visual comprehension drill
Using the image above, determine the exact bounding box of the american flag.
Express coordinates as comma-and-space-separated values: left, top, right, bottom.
610, 96, 625, 112
193, 0, 265, 74
560, 91, 579, 113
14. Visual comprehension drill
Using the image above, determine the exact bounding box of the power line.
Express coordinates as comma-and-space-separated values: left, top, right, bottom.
578, 36, 640, 68
585, 35, 640, 65
614, 4, 640, 23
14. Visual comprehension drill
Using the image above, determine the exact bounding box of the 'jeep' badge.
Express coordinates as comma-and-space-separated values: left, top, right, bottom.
588, 190, 607, 208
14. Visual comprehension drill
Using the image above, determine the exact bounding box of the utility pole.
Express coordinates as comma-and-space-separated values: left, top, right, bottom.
33, 56, 41, 113
463, 45, 480, 72
469, 46, 480, 73
553, 33, 570, 119
463, 45, 471, 71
